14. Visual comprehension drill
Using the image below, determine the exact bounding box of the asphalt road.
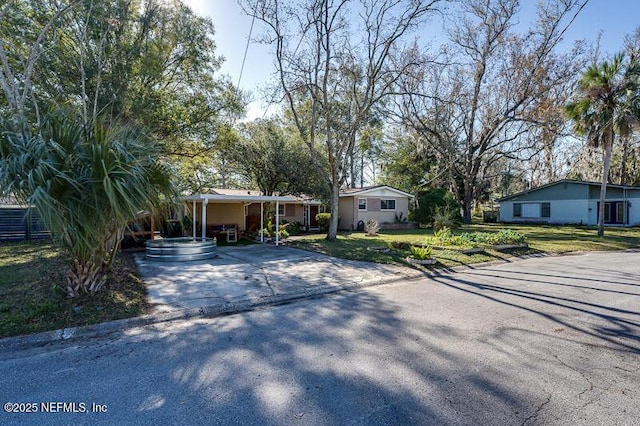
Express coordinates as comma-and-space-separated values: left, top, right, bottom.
1, 251, 638, 425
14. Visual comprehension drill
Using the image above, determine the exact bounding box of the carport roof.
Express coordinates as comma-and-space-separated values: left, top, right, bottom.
184, 193, 321, 204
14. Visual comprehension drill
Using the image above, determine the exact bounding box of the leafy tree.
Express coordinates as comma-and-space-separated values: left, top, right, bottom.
222, 118, 327, 198
244, 0, 440, 240
1, 0, 242, 190
411, 188, 462, 227
379, 127, 440, 196
565, 52, 640, 236
0, 109, 176, 296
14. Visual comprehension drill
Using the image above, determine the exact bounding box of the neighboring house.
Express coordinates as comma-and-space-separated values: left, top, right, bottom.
184, 189, 323, 240
497, 179, 640, 226
338, 185, 414, 231
0, 197, 49, 240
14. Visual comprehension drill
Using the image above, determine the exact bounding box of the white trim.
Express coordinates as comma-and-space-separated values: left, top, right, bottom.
260, 202, 264, 243
358, 198, 367, 211
275, 200, 280, 246
339, 185, 414, 198
201, 198, 208, 242
185, 194, 299, 203
192, 199, 196, 240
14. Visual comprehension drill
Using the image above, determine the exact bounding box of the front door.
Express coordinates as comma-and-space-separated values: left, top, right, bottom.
598, 201, 627, 225
309, 205, 319, 229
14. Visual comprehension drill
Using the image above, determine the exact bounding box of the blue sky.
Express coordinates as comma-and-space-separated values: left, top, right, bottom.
185, 0, 640, 119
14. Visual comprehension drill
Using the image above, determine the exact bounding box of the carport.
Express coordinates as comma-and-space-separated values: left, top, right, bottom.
184, 193, 300, 246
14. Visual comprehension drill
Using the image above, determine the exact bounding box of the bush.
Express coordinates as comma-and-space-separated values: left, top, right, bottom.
409, 245, 433, 260
435, 228, 526, 247
411, 188, 462, 227
390, 240, 411, 250
316, 213, 331, 232
262, 220, 290, 239
433, 227, 453, 244
364, 219, 380, 236
288, 221, 304, 235
394, 211, 408, 223
280, 220, 303, 236
432, 206, 461, 232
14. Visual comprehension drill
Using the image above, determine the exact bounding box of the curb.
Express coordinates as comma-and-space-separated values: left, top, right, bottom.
0, 270, 425, 353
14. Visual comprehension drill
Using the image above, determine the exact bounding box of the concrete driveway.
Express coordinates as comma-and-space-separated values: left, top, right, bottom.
1, 251, 638, 425
135, 244, 421, 313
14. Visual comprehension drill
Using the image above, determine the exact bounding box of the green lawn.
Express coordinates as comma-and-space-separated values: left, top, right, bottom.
287, 224, 640, 269
0, 240, 149, 338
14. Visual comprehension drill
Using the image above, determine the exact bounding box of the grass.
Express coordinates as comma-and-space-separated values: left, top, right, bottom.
0, 240, 149, 338
287, 224, 640, 270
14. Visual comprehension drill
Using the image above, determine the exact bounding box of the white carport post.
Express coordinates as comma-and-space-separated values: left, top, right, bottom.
275, 199, 280, 246
260, 202, 264, 243
192, 199, 196, 240
201, 198, 208, 242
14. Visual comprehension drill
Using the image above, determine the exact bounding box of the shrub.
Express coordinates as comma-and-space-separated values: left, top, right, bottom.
433, 226, 453, 244
432, 206, 461, 231
492, 229, 527, 245
287, 221, 304, 235
410, 188, 462, 226
390, 240, 411, 250
278, 227, 290, 239
316, 213, 331, 232
262, 220, 291, 239
409, 245, 433, 260
364, 219, 380, 236
394, 211, 408, 223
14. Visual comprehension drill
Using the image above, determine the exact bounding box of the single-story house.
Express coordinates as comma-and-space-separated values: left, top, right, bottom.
184, 189, 323, 244
497, 179, 640, 226
338, 185, 414, 231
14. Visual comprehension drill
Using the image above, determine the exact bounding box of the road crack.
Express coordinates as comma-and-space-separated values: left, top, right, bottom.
520, 393, 552, 426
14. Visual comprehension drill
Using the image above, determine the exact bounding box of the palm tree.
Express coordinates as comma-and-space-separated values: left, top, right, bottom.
1, 109, 177, 296
565, 53, 640, 237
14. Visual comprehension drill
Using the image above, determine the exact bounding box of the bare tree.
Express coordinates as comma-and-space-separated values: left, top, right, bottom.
243, 0, 440, 239
396, 0, 588, 223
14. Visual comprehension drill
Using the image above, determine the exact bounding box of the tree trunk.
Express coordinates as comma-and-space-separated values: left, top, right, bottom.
620, 135, 629, 185
597, 130, 614, 237
462, 179, 473, 224
67, 259, 107, 297
327, 180, 340, 240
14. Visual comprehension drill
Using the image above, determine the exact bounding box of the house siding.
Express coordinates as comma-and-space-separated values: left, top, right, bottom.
501, 199, 590, 224
338, 195, 410, 230
499, 182, 640, 226
356, 197, 408, 229
205, 203, 245, 229
339, 197, 353, 230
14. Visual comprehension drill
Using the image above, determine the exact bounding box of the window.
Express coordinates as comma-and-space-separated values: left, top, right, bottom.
278, 204, 285, 216
541, 202, 550, 218
380, 199, 396, 210
358, 198, 367, 210
513, 203, 522, 217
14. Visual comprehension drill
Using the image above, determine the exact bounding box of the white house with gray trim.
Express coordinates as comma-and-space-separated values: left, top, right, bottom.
497, 180, 640, 226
